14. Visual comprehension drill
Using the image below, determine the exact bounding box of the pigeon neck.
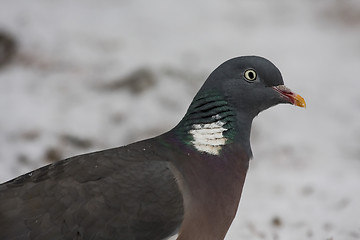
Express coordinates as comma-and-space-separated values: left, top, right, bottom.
167, 92, 253, 239
174, 91, 253, 157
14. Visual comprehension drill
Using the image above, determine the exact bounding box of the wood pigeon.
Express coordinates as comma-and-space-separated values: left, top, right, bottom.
0, 56, 306, 240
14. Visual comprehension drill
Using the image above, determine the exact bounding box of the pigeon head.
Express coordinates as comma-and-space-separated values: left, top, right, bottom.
175, 56, 305, 156
198, 56, 306, 116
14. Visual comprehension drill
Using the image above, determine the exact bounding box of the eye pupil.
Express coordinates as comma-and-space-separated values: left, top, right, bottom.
248, 72, 254, 79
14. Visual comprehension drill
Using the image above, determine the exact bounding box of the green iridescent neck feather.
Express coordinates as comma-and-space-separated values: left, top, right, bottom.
175, 91, 236, 155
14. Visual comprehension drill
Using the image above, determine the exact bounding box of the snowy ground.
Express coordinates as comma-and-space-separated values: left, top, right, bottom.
1, 0, 360, 239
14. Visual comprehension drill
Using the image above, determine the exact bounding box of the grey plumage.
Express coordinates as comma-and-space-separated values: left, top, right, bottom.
0, 139, 183, 240
0, 56, 305, 240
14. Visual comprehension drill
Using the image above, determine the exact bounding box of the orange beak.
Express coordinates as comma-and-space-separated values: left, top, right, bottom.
272, 85, 306, 108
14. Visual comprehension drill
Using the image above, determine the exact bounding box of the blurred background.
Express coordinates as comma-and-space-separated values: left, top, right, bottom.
0, 0, 359, 239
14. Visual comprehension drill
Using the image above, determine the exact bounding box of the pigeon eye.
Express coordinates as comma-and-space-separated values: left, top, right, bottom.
244, 69, 257, 81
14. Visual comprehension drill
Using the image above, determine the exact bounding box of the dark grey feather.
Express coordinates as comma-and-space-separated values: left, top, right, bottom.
0, 139, 183, 240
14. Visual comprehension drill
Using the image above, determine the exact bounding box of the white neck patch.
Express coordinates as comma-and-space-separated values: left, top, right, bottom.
188, 115, 227, 155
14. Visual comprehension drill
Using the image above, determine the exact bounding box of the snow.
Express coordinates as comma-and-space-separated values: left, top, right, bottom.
1, 0, 360, 239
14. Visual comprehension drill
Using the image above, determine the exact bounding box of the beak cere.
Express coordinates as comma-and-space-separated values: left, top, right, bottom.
272, 85, 306, 108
